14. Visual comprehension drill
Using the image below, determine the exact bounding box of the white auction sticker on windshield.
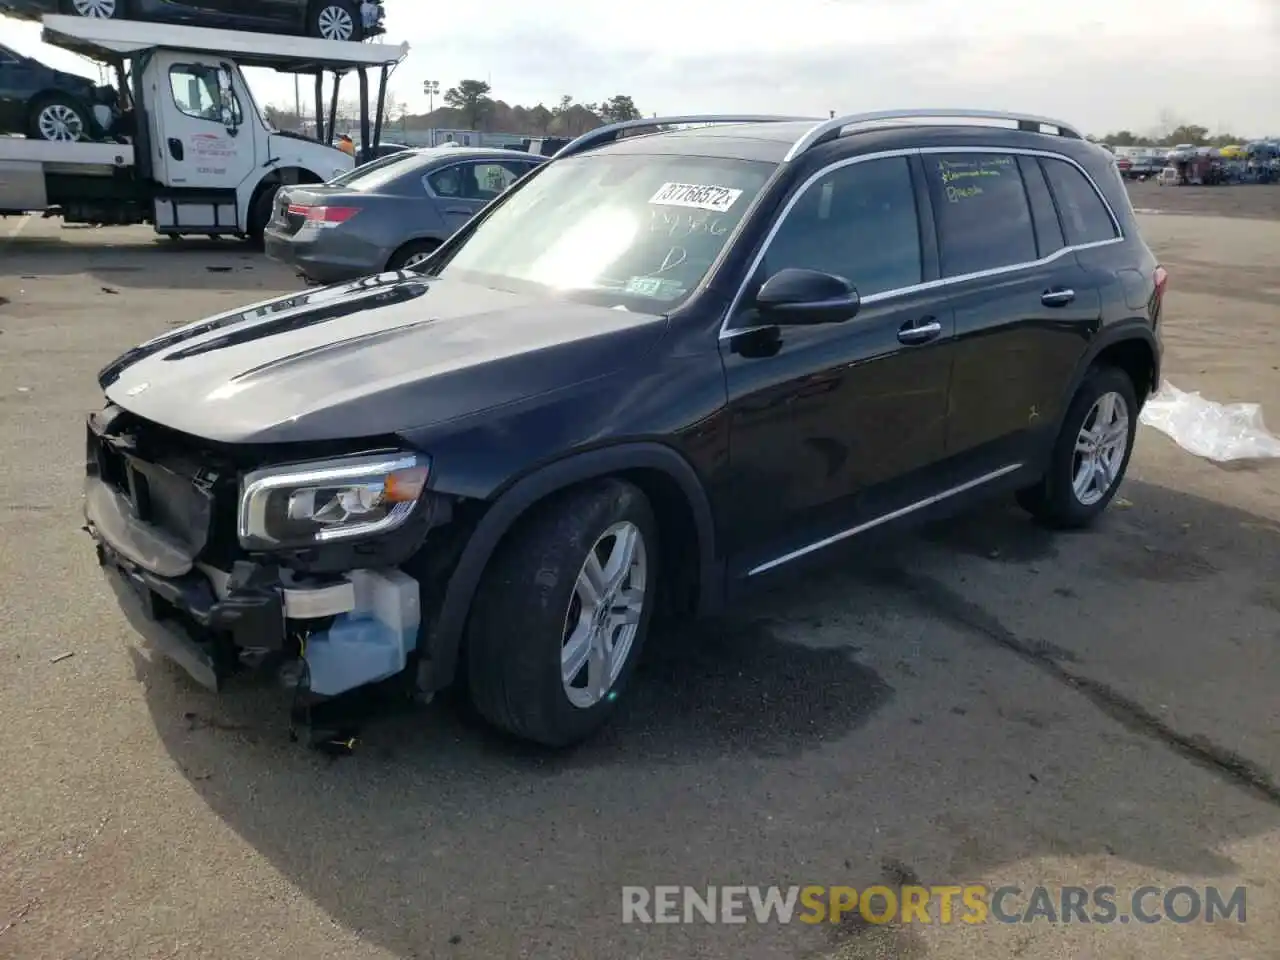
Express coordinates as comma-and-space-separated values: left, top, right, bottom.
649, 182, 743, 213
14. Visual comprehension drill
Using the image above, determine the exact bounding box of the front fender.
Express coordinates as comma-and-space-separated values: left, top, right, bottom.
418, 442, 722, 692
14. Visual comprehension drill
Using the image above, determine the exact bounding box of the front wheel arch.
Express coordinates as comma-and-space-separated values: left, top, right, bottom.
245, 167, 323, 243
418, 443, 723, 693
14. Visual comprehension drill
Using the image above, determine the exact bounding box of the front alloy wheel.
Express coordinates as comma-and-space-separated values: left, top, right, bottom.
35, 103, 86, 142
561, 521, 647, 709
466, 479, 659, 746
68, 0, 119, 16
313, 1, 359, 40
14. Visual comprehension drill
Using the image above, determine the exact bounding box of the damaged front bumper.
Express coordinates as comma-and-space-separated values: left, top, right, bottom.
83, 410, 426, 700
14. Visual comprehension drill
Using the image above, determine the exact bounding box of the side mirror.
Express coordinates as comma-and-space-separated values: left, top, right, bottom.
754, 268, 860, 325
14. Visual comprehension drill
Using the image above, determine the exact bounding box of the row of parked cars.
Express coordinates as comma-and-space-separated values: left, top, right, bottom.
0, 0, 384, 144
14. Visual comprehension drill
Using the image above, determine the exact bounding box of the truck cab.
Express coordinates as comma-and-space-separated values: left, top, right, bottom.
0, 14, 408, 240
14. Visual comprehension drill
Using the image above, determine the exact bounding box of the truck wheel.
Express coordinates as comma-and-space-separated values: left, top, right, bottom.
1016, 365, 1138, 529
466, 479, 659, 747
246, 184, 279, 247
62, 0, 126, 16
28, 96, 90, 143
385, 239, 439, 271
309, 0, 362, 40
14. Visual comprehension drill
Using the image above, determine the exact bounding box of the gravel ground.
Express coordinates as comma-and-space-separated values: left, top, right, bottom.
1, 199, 1279, 960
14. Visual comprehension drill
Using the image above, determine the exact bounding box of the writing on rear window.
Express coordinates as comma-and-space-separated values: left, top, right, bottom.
934, 155, 1015, 203
649, 182, 743, 213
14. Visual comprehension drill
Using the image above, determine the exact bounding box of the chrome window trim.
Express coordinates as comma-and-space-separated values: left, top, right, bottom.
718, 145, 1124, 341
747, 463, 1025, 576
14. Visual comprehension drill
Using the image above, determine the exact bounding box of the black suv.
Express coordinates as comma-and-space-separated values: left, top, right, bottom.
84, 110, 1165, 748
0, 43, 119, 141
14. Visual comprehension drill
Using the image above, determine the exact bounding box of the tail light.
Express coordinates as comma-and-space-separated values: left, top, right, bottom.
1151, 264, 1169, 325
289, 204, 361, 228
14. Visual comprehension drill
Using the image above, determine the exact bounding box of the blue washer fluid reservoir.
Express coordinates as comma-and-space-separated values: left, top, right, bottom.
303, 569, 421, 697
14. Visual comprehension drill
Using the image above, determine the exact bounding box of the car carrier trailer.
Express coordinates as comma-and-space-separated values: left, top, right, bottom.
0, 14, 407, 241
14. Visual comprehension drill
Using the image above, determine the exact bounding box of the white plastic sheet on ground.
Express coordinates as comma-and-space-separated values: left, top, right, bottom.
1139, 381, 1280, 462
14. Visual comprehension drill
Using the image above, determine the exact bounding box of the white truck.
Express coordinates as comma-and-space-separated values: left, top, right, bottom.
0, 14, 407, 241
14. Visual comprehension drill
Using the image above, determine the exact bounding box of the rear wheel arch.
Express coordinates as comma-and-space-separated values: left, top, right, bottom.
1065, 324, 1159, 412
385, 236, 443, 271
419, 443, 722, 693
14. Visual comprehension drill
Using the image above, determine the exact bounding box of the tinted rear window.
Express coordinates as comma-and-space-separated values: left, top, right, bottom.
924, 153, 1037, 277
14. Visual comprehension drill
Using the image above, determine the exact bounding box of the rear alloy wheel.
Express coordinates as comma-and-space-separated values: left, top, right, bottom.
310, 0, 361, 40
465, 479, 658, 746
386, 239, 440, 271
30, 98, 90, 143
65, 0, 121, 16
1016, 365, 1138, 529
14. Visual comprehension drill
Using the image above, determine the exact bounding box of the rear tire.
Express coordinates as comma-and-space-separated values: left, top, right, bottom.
27, 95, 91, 143
1016, 365, 1138, 529
385, 239, 440, 271
465, 480, 659, 747
308, 0, 362, 40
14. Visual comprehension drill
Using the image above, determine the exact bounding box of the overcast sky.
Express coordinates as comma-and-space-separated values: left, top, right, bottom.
5, 0, 1278, 137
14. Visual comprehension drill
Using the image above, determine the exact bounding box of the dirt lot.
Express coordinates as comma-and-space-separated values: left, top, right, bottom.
2, 192, 1279, 960
1126, 178, 1280, 220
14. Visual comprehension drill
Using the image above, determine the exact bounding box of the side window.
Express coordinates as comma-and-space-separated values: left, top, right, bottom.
168, 64, 242, 124
473, 162, 521, 198
1016, 155, 1065, 258
425, 163, 472, 199
762, 156, 922, 298
924, 153, 1037, 277
1040, 157, 1120, 246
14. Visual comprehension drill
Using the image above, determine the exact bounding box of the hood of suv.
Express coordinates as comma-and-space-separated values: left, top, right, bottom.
98, 273, 668, 444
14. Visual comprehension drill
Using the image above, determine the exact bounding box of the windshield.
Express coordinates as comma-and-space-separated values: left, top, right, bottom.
433, 153, 775, 310
327, 150, 419, 187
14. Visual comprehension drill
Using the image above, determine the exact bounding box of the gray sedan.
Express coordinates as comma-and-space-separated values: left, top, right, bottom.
264, 146, 547, 284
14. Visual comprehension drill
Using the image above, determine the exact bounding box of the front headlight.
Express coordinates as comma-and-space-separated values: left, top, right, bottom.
237, 452, 429, 550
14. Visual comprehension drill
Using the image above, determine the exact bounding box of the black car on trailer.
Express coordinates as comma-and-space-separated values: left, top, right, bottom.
84, 109, 1165, 748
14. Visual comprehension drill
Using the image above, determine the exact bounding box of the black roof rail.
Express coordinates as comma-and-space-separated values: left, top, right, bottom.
553, 114, 820, 160
783, 109, 1085, 161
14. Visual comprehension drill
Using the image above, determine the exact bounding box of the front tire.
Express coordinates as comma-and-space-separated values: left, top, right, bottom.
28, 96, 91, 143
1017, 365, 1138, 529
308, 0, 362, 40
465, 480, 659, 747
62, 0, 125, 17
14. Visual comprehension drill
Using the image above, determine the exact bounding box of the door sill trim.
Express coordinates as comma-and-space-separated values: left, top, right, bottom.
746, 462, 1025, 576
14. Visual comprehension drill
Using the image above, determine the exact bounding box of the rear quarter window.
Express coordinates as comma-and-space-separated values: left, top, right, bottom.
1040, 157, 1120, 246
924, 152, 1038, 277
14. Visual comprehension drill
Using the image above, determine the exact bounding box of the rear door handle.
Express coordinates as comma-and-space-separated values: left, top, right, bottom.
1041, 288, 1076, 307
445, 206, 473, 215
898, 318, 942, 345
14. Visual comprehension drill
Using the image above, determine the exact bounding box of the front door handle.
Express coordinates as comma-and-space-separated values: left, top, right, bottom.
167, 137, 183, 161
1041, 288, 1076, 307
898, 318, 942, 345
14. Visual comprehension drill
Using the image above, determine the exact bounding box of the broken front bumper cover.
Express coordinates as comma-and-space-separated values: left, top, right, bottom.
86, 474, 287, 691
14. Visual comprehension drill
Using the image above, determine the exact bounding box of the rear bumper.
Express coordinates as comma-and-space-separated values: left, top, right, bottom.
264, 227, 381, 286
